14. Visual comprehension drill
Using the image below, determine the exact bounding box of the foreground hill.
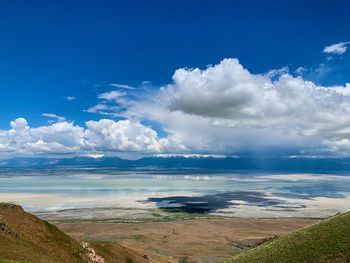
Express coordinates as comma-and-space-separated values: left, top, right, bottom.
0, 203, 173, 263
2, 202, 349, 263
224, 211, 350, 263
0, 203, 93, 263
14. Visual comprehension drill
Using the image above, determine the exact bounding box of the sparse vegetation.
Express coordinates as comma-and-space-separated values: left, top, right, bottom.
224, 212, 350, 263
2, 202, 349, 263
0, 203, 173, 263
130, 234, 146, 241
0, 203, 87, 263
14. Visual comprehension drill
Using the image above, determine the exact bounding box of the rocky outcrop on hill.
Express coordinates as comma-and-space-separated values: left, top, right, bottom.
81, 241, 105, 263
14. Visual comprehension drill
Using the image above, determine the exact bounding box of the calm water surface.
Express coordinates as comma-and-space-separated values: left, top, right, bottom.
0, 168, 349, 220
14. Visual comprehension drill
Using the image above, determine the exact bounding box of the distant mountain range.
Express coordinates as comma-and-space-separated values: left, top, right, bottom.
1, 156, 350, 172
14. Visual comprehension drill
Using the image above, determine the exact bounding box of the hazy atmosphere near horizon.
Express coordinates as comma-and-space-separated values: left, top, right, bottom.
1, 1, 350, 263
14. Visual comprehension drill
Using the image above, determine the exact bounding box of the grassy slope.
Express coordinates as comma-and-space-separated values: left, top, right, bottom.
0, 203, 174, 263
224, 211, 350, 263
0, 203, 87, 263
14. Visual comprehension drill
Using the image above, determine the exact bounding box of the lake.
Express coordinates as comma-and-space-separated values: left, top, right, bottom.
1, 168, 350, 221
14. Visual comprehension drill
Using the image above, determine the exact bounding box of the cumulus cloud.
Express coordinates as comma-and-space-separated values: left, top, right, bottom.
0, 119, 84, 156
162, 59, 350, 132
86, 119, 164, 152
31, 122, 85, 148
0, 118, 182, 157
323, 41, 350, 55
2, 58, 350, 158
10, 118, 29, 131
120, 59, 350, 156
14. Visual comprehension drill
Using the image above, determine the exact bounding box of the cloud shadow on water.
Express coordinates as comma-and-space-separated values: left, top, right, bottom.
144, 191, 295, 214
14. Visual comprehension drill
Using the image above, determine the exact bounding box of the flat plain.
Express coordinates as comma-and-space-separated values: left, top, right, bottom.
58, 217, 317, 263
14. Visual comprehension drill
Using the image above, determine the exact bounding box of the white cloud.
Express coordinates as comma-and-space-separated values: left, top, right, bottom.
110, 83, 136, 90
85, 119, 163, 152
98, 90, 126, 101
42, 113, 66, 123
2, 58, 350, 158
84, 104, 109, 114
0, 118, 183, 157
121, 58, 350, 156
85, 90, 130, 116
31, 122, 85, 148
10, 118, 29, 131
84, 103, 122, 117
161, 59, 350, 133
267, 66, 289, 78
328, 83, 350, 95
0, 120, 85, 156
323, 41, 350, 55
65, 96, 76, 101
25, 140, 79, 153
294, 66, 305, 74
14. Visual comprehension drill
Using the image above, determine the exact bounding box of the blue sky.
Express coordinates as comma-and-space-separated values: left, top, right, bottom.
1, 0, 350, 158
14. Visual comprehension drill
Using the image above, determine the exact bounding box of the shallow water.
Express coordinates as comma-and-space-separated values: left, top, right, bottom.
0, 168, 350, 220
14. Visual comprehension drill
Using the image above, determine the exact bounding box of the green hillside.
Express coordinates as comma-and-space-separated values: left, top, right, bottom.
224, 211, 350, 263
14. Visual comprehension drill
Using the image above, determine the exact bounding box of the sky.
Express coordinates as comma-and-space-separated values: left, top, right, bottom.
1, 0, 350, 158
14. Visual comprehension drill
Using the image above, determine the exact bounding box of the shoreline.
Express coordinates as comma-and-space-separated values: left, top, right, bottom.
37, 206, 335, 224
